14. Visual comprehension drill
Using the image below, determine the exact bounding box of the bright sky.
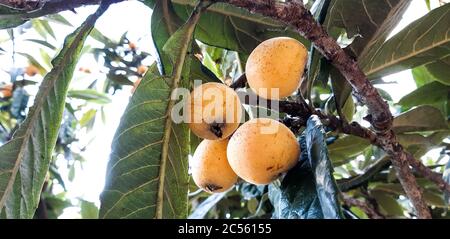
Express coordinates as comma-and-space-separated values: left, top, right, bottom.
0, 0, 443, 218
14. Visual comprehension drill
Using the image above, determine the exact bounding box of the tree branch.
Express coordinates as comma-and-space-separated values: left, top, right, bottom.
215, 0, 433, 218
338, 156, 391, 192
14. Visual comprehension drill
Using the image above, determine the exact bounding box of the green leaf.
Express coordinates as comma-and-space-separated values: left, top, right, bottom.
0, 5, 26, 29
99, 5, 204, 219
46, 14, 73, 27
398, 131, 450, 148
269, 160, 324, 219
90, 28, 115, 46
17, 52, 48, 75
25, 39, 57, 51
79, 109, 97, 129
305, 116, 344, 219
362, 4, 450, 79
330, 68, 354, 121
0, 4, 108, 218
393, 105, 449, 134
328, 135, 371, 166
39, 19, 56, 39
40, 49, 52, 69
398, 81, 450, 108
269, 116, 343, 219
325, 0, 411, 114
189, 56, 221, 84
150, 0, 218, 159
371, 190, 404, 217
151, 0, 184, 55
80, 200, 99, 219
326, 0, 411, 58
150, 0, 221, 85
424, 56, 450, 86
412, 65, 436, 87
146, 0, 309, 55
68, 89, 112, 104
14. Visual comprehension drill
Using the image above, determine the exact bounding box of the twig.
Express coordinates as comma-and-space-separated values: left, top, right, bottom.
339, 156, 391, 192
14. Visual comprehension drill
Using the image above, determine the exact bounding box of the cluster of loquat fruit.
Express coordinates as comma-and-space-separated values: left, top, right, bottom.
188, 37, 309, 193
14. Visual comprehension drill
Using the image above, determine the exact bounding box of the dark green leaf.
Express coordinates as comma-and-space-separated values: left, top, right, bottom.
0, 5, 26, 29
370, 190, 404, 217
398, 81, 450, 108
393, 105, 449, 134
80, 200, 99, 219
305, 115, 344, 219
269, 116, 343, 219
362, 4, 450, 79
424, 56, 450, 86
269, 162, 324, 219
325, 0, 411, 58
328, 135, 371, 166
325, 0, 411, 114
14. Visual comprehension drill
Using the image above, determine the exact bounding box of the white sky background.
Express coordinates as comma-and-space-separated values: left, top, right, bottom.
0, 0, 445, 218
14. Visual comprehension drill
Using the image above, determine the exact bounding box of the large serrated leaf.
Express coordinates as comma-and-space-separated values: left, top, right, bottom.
324, 0, 411, 113
362, 3, 450, 79
305, 116, 344, 219
0, 4, 108, 219
269, 115, 343, 219
326, 0, 411, 58
0, 4, 27, 28
99, 5, 203, 219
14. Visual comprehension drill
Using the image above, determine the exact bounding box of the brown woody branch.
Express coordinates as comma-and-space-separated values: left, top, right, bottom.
215, 0, 433, 218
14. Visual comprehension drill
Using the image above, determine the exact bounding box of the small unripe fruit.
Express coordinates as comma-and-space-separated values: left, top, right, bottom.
191, 139, 238, 193
186, 82, 242, 140
227, 118, 300, 185
246, 37, 308, 100
0, 84, 13, 98
25, 65, 39, 77
137, 65, 148, 75
79, 67, 91, 74
128, 42, 137, 50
